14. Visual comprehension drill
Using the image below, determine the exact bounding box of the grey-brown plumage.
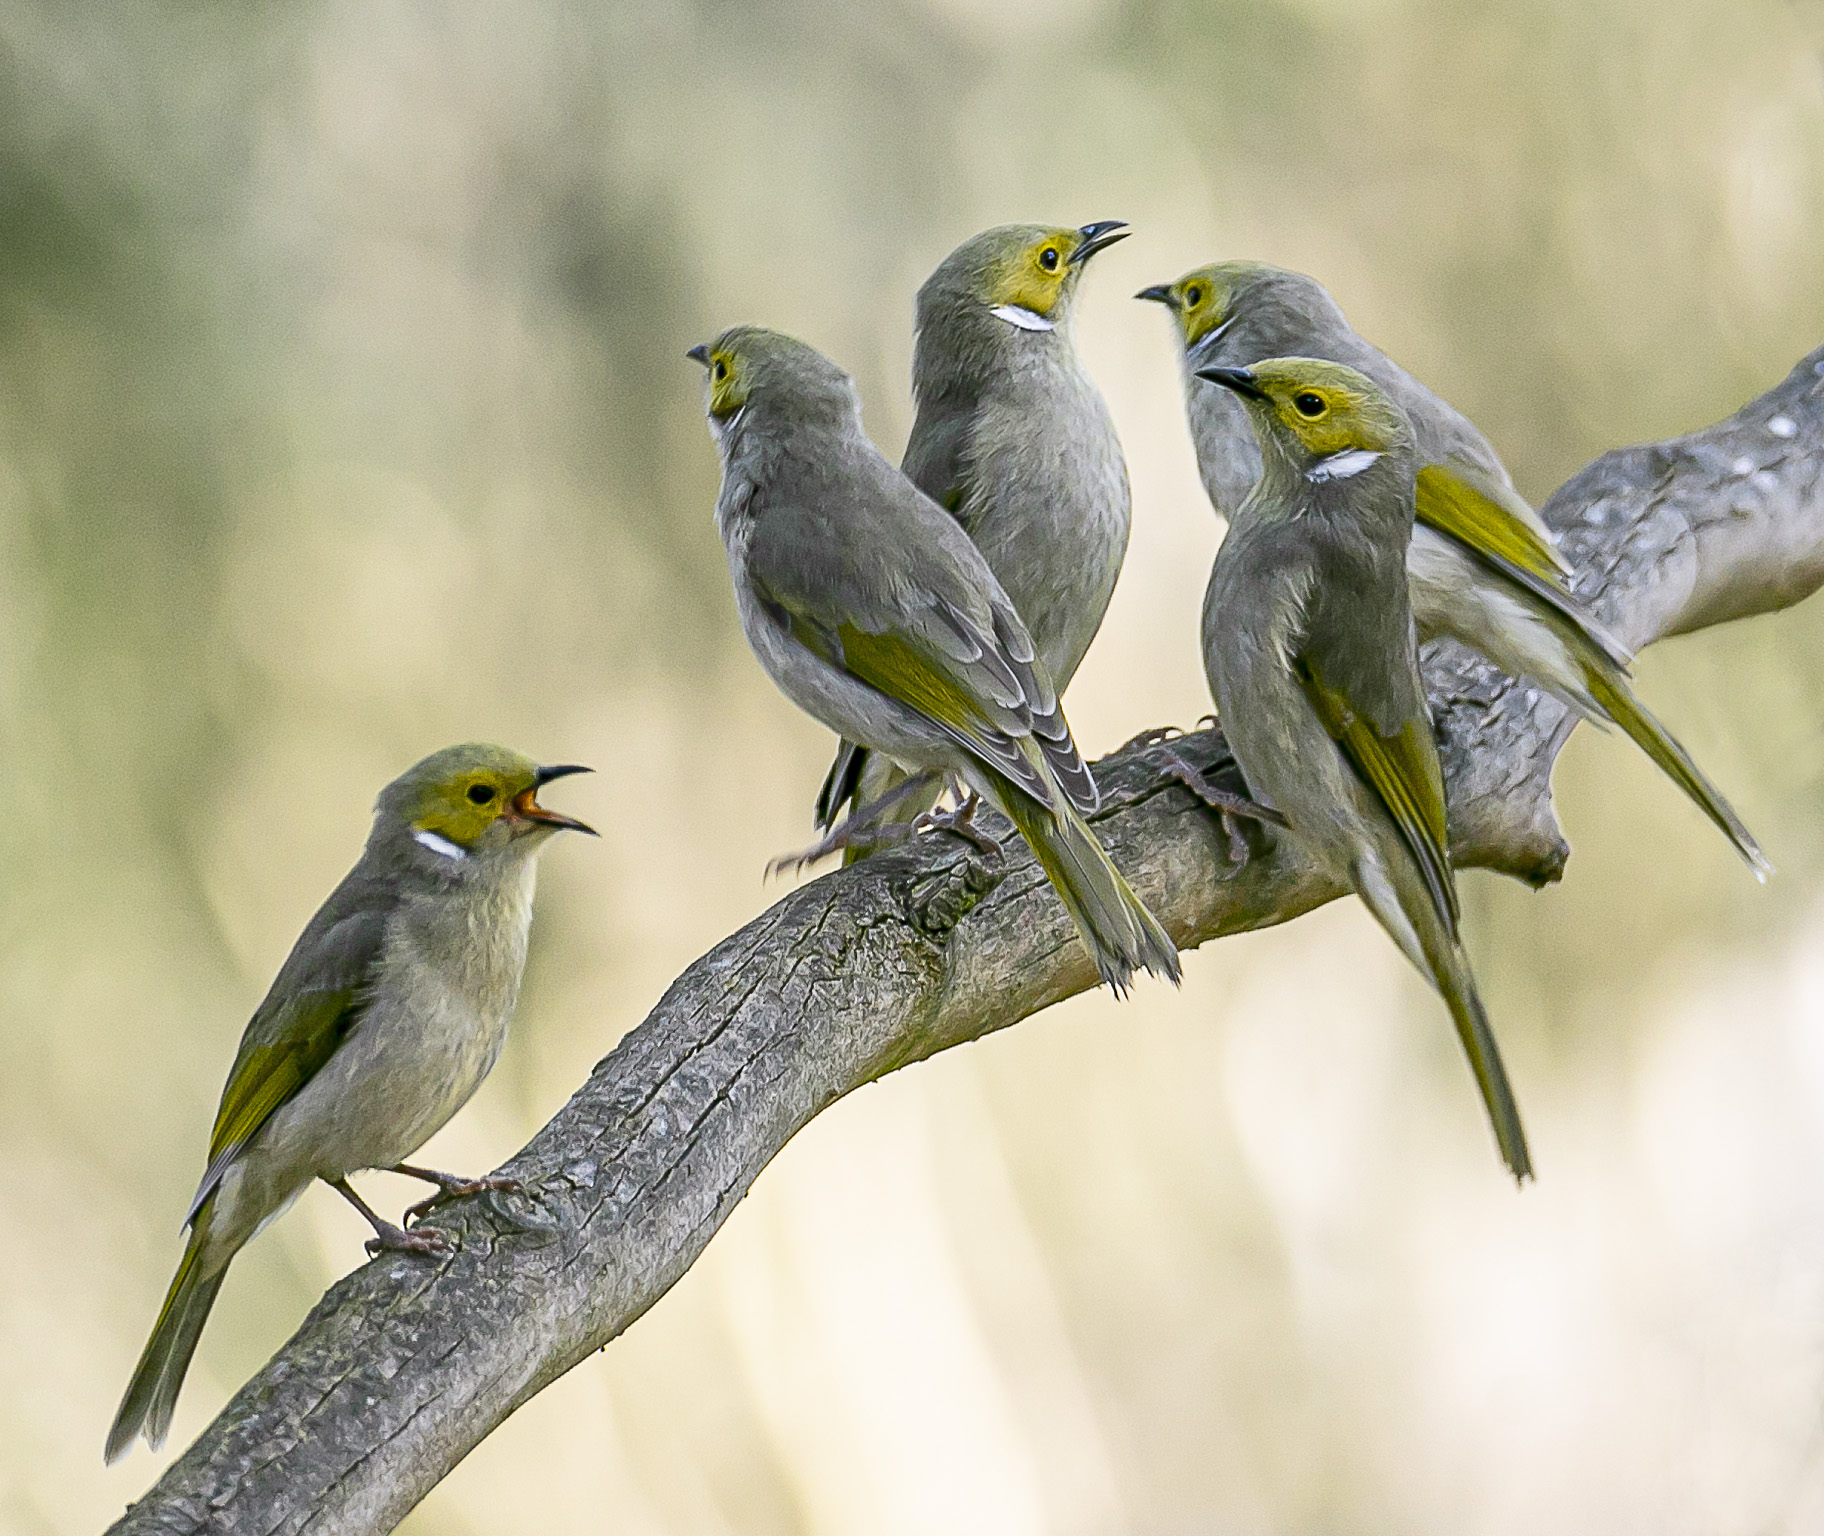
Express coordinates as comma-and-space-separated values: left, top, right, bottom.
691, 325, 1178, 994
1200, 357, 1530, 1179
106, 745, 594, 1463
1142, 260, 1767, 876
817, 221, 1132, 837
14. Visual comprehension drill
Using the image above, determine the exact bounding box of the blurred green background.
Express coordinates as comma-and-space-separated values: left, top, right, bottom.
4, 3, 1824, 1532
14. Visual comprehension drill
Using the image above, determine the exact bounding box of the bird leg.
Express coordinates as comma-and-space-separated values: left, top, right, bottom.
908, 791, 1003, 859
1144, 742, 1286, 874
390, 1162, 524, 1226
766, 768, 942, 875
330, 1177, 451, 1257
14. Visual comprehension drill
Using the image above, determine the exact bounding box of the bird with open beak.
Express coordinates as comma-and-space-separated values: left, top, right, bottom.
107, 743, 595, 1462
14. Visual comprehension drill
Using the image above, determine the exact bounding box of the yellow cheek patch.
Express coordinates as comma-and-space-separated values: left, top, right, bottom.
1176, 279, 1230, 347
990, 234, 1075, 320
1273, 401, 1362, 458
707, 350, 745, 417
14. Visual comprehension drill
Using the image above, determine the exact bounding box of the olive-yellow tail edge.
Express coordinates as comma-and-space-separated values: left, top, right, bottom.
993, 770, 1181, 995
1583, 661, 1771, 880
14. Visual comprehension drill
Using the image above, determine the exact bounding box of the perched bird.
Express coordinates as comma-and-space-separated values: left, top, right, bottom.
1140, 261, 1768, 877
1199, 357, 1530, 1179
690, 325, 1179, 993
106, 745, 595, 1463
817, 220, 1135, 846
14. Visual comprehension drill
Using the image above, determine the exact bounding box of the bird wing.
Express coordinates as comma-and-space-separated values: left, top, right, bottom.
1414, 458, 1632, 668
754, 567, 1056, 807
185, 902, 389, 1226
1416, 457, 1566, 577
1296, 650, 1459, 937
747, 466, 1097, 812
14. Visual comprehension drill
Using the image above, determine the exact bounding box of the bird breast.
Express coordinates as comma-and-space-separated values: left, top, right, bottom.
348, 863, 538, 1165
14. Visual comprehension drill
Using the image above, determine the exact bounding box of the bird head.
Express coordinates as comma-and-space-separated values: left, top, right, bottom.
1194, 356, 1413, 475
379, 744, 596, 865
1135, 262, 1242, 350
927, 221, 1129, 336
1137, 261, 1344, 365
687, 326, 859, 441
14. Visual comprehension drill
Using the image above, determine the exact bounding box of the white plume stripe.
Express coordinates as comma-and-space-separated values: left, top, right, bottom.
989, 303, 1055, 332
413, 828, 468, 861
1186, 315, 1237, 359
1307, 448, 1383, 483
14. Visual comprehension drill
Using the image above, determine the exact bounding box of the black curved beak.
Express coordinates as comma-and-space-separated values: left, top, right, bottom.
1072, 221, 1130, 264
1195, 364, 1268, 402
686, 343, 711, 365
1134, 283, 1175, 306
535, 763, 592, 787
514, 764, 598, 836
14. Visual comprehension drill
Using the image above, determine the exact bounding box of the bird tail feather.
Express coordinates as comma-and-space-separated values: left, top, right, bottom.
106, 1216, 226, 1463
815, 740, 866, 833
1358, 854, 1531, 1182
994, 772, 1181, 995
1435, 946, 1533, 1182
1581, 654, 1770, 879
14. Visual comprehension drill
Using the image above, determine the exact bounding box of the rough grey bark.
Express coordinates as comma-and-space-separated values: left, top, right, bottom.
109, 346, 1824, 1535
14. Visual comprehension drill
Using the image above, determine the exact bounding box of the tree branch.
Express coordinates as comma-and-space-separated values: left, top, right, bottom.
108, 346, 1824, 1535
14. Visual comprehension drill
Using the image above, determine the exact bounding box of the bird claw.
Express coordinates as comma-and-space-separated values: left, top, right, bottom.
765, 821, 911, 877
766, 769, 948, 876
403, 1174, 524, 1227
910, 794, 1003, 859
1144, 742, 1285, 874
364, 1221, 453, 1258
1119, 724, 1183, 753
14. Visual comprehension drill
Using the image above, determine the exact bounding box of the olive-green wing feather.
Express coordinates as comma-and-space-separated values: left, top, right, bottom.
809, 403, 977, 835
184, 904, 387, 1225
743, 456, 1098, 811
1417, 456, 1562, 568
1297, 653, 1458, 935
1415, 459, 1632, 669
841, 623, 1062, 805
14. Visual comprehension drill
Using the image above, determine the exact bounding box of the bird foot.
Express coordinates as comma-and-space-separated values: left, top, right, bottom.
1146, 743, 1285, 875
909, 793, 1003, 859
766, 819, 909, 876
1119, 724, 1184, 753
392, 1165, 524, 1226
363, 1218, 453, 1258
767, 769, 941, 876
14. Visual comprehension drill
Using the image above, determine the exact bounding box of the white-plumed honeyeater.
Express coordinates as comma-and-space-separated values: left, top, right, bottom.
1141, 261, 1768, 878
106, 745, 595, 1463
690, 325, 1180, 994
817, 220, 1133, 849
1201, 357, 1530, 1180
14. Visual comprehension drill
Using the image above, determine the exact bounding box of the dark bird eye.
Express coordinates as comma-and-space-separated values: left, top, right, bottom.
1293, 392, 1326, 418
1039, 246, 1060, 272
467, 783, 496, 805
1185, 285, 1203, 307
712, 359, 728, 382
